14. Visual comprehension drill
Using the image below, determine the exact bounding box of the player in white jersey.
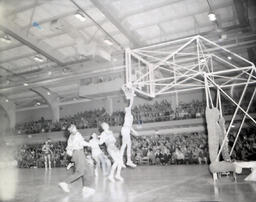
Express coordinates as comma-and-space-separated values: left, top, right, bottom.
120, 85, 138, 167
58, 124, 95, 197
99, 122, 123, 182
89, 133, 110, 176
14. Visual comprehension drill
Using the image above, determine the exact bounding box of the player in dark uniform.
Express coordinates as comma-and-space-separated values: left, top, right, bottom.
42, 139, 53, 170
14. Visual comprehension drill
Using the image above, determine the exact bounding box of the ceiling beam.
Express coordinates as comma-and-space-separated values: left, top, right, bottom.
88, 0, 141, 48
0, 64, 125, 95
0, 19, 67, 66
0, 18, 108, 53
0, 28, 121, 66
1, 33, 256, 94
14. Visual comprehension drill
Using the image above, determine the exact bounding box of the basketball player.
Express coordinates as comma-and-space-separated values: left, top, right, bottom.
120, 86, 138, 167
58, 124, 95, 196
89, 133, 110, 176
42, 139, 53, 169
99, 122, 123, 182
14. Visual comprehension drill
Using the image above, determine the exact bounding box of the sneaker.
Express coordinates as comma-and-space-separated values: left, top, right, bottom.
58, 182, 70, 193
66, 163, 74, 170
115, 175, 124, 182
121, 163, 126, 168
108, 175, 115, 182
82, 187, 95, 197
126, 161, 136, 168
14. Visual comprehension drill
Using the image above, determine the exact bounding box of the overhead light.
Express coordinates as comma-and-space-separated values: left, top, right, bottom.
227, 56, 232, 60
47, 91, 51, 95
24, 83, 29, 86
104, 39, 113, 46
200, 58, 206, 63
5, 99, 8, 103
74, 11, 86, 22
36, 102, 41, 106
33, 55, 44, 62
208, 12, 216, 21
0, 35, 12, 43
48, 71, 52, 76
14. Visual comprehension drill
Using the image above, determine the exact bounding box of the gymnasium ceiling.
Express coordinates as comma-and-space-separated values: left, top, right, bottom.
0, 0, 255, 110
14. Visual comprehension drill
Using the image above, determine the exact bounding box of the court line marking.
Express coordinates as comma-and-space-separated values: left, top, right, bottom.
129, 184, 170, 199
130, 173, 203, 199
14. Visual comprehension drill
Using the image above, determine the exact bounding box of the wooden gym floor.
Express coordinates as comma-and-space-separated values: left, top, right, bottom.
0, 165, 255, 202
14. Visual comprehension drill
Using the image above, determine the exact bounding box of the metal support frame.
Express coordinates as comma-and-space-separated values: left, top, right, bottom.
230, 88, 256, 156
125, 35, 256, 163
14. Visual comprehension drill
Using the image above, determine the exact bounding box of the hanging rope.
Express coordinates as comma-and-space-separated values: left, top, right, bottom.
204, 73, 210, 108
217, 89, 223, 117
207, 85, 214, 109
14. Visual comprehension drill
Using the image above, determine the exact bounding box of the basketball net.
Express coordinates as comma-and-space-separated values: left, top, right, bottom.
122, 84, 135, 100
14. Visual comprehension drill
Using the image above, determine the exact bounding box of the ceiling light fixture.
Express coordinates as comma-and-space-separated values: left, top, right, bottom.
48, 71, 52, 76
200, 58, 206, 63
74, 11, 86, 22
227, 56, 232, 60
47, 91, 51, 95
24, 83, 29, 86
104, 39, 113, 46
33, 55, 44, 62
208, 12, 216, 21
5, 99, 9, 103
0, 35, 12, 43
36, 102, 41, 106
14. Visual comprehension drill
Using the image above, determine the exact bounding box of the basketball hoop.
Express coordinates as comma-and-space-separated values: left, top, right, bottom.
122, 84, 135, 100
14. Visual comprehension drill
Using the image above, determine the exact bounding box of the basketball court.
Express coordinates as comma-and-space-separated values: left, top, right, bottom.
1, 165, 256, 202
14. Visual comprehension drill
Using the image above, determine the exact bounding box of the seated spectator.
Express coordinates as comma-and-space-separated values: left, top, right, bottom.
147, 148, 155, 165
155, 150, 161, 165
174, 147, 185, 164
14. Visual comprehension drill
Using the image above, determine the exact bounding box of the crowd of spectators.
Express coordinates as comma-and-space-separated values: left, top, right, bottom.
15, 126, 256, 169
80, 72, 123, 86
17, 133, 208, 168
229, 127, 256, 161
131, 133, 208, 165
15, 133, 209, 168
12, 93, 256, 168
15, 99, 205, 135
16, 141, 67, 168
